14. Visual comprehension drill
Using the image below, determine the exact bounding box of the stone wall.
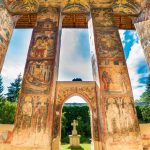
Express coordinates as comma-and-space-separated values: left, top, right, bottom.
0, 124, 14, 143
0, 124, 150, 149
139, 124, 150, 150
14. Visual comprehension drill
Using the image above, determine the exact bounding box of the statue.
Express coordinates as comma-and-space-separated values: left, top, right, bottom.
69, 120, 80, 148
71, 120, 78, 135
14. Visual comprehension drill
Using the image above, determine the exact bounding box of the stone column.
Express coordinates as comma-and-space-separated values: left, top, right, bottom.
0, 1, 16, 72
11, 8, 62, 148
134, 2, 150, 69
89, 8, 143, 150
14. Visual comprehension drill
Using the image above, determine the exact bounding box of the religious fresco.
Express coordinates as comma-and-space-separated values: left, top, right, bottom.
95, 30, 123, 58
91, 8, 114, 27
105, 96, 139, 143
3, 0, 39, 13
112, 0, 141, 15
33, 96, 48, 133
0, 2, 14, 72
52, 81, 100, 149
99, 60, 132, 94
22, 60, 52, 94
12, 10, 61, 147
134, 20, 150, 68
15, 95, 34, 130
3, 0, 142, 15
133, 1, 150, 23
0, 0, 147, 149
89, 7, 143, 150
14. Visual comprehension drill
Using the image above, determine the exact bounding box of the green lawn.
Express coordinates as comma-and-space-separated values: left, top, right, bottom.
61, 144, 91, 150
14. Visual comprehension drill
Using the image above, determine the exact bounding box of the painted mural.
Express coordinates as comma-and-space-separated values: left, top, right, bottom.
0, 1, 146, 149
135, 20, 150, 68
90, 7, 142, 149
3, 0, 142, 15
112, 0, 141, 15
105, 96, 139, 142
91, 8, 114, 27
22, 61, 52, 94
52, 82, 99, 149
12, 11, 60, 147
4, 0, 39, 13
100, 60, 132, 94
95, 30, 123, 58
0, 2, 14, 72
134, 1, 150, 23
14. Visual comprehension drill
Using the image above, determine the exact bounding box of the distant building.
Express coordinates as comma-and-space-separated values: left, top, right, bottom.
135, 102, 150, 106
64, 103, 87, 107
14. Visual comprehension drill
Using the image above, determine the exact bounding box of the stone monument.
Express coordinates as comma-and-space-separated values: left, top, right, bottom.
69, 120, 80, 148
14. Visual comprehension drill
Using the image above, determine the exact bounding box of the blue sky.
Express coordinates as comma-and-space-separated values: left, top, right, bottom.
1, 29, 149, 102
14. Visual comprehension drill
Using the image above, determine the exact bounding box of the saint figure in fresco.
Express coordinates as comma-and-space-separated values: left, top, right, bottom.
102, 71, 112, 91
34, 97, 48, 133
31, 36, 49, 58
21, 96, 33, 129
118, 70, 128, 93
107, 98, 120, 134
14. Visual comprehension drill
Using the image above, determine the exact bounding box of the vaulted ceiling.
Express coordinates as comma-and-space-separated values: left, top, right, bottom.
3, 0, 146, 29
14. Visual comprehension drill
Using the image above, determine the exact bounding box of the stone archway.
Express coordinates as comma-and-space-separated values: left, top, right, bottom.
52, 81, 101, 150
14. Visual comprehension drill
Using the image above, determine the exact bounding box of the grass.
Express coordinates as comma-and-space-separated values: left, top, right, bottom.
61, 144, 91, 150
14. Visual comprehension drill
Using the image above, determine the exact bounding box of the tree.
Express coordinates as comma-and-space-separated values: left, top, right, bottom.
6, 74, 22, 102
139, 75, 150, 103
0, 99, 17, 124
61, 106, 91, 143
141, 106, 150, 123
0, 75, 4, 100
135, 106, 143, 123
146, 74, 150, 92
72, 78, 82, 81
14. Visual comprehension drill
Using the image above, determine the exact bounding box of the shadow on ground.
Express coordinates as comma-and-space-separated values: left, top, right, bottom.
64, 146, 84, 150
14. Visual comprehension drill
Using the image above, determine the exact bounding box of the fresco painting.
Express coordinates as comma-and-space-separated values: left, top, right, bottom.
12, 10, 61, 147
0, 2, 14, 72
52, 82, 100, 149
89, 8, 142, 149
0, 0, 149, 150
135, 20, 150, 68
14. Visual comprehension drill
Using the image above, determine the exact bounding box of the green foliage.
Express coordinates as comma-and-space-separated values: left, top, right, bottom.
0, 99, 17, 124
61, 106, 91, 144
6, 74, 22, 102
146, 74, 150, 92
139, 74, 150, 103
0, 75, 4, 100
72, 78, 82, 81
139, 92, 150, 103
61, 144, 91, 150
136, 106, 150, 123
135, 106, 143, 123
141, 106, 150, 123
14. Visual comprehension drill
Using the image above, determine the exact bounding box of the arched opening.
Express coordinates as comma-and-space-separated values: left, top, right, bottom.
61, 96, 92, 150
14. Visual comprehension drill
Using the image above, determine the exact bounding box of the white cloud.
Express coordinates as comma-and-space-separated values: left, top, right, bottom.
1, 29, 32, 93
58, 29, 93, 81
65, 96, 86, 103
126, 32, 148, 100
119, 30, 126, 47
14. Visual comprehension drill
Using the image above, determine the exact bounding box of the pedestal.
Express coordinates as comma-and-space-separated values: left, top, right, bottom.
69, 135, 80, 148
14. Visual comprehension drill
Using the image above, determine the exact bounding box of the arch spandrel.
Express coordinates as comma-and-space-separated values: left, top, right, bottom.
55, 81, 97, 108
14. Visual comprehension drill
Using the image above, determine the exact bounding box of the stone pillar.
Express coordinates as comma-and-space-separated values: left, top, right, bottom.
11, 8, 62, 148
0, 1, 16, 72
134, 2, 150, 69
89, 8, 143, 150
